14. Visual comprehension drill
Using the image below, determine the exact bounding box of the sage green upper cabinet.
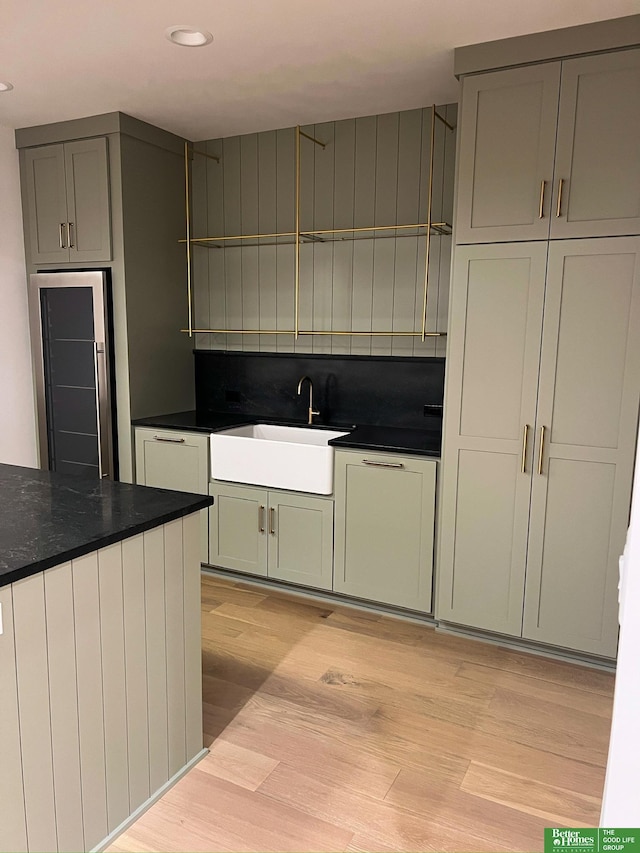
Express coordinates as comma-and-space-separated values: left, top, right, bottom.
455, 63, 561, 243
134, 427, 209, 563
208, 481, 333, 590
456, 48, 640, 243
522, 238, 640, 657
550, 50, 640, 238
23, 138, 112, 264
437, 243, 547, 635
333, 450, 436, 613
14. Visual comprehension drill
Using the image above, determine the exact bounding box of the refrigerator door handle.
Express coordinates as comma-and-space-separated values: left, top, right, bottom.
93, 342, 110, 479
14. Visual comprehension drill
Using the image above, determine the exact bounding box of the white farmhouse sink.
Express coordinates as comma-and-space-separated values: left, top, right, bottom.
210, 424, 350, 495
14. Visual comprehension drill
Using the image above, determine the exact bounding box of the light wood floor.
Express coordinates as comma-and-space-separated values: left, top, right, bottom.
109, 574, 615, 853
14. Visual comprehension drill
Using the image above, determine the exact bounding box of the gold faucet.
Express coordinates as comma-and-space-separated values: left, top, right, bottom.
297, 375, 320, 425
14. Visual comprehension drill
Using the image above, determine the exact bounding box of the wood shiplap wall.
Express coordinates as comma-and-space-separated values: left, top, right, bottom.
191, 104, 457, 357
0, 514, 202, 853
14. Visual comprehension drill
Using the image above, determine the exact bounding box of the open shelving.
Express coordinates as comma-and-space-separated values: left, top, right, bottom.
179, 106, 455, 340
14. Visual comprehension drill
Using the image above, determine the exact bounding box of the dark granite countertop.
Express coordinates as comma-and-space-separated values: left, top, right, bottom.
328, 425, 441, 457
132, 410, 255, 433
133, 411, 441, 457
0, 464, 213, 588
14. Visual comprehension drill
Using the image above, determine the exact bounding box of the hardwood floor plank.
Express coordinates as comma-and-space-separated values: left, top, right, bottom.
198, 740, 280, 791
213, 714, 403, 799
385, 767, 552, 853
460, 761, 603, 826
456, 660, 615, 718
257, 762, 514, 853
478, 687, 613, 765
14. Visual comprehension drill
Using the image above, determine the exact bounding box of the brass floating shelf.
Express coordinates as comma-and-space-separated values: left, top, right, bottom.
181, 222, 452, 249
180, 328, 447, 337
181, 106, 455, 341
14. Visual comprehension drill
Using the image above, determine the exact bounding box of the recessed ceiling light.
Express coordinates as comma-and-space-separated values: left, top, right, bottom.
165, 26, 213, 47
0, 82, 14, 92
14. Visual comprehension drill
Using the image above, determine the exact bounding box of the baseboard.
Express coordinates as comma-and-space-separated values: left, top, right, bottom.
202, 565, 617, 670
91, 748, 209, 852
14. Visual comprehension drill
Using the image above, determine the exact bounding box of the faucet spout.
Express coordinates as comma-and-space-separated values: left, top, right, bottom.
297, 375, 320, 425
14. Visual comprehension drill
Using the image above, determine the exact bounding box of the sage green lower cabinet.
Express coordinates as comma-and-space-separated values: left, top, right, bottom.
333, 450, 437, 613
267, 492, 333, 590
135, 427, 209, 563
208, 481, 334, 591
208, 482, 268, 577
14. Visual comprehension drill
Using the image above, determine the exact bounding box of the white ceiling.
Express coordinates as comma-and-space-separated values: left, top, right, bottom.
1, 0, 638, 141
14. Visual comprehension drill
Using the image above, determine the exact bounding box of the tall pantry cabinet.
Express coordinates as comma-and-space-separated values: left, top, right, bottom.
437, 37, 640, 659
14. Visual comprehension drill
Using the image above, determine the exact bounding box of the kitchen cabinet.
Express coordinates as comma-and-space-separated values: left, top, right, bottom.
455, 48, 640, 243
208, 481, 334, 591
135, 427, 209, 563
17, 113, 195, 484
333, 449, 436, 612
23, 138, 112, 264
437, 237, 640, 657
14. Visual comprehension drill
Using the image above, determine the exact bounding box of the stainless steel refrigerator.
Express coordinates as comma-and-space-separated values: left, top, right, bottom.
29, 270, 116, 479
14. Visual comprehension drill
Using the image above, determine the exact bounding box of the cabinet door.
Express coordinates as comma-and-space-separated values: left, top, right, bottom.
437, 243, 547, 635
23, 143, 69, 264
209, 482, 268, 576
523, 238, 640, 657
267, 492, 334, 591
455, 63, 560, 244
551, 49, 640, 239
135, 427, 209, 563
65, 138, 112, 262
334, 450, 436, 612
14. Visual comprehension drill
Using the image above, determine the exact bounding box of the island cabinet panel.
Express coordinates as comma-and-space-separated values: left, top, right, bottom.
0, 514, 204, 853
144, 526, 170, 794
12, 573, 58, 853
99, 543, 131, 832
0, 587, 27, 853
183, 512, 203, 760
44, 563, 85, 853
122, 535, 150, 813
164, 518, 187, 777
72, 551, 109, 849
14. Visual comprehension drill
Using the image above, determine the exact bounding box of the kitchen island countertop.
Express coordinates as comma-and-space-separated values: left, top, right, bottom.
0, 463, 212, 587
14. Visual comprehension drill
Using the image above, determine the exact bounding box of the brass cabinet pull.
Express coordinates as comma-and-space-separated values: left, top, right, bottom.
538, 425, 546, 475
59, 222, 67, 249
556, 179, 564, 217
153, 435, 185, 443
362, 459, 404, 469
68, 222, 75, 248
269, 507, 276, 535
538, 181, 546, 219
258, 505, 265, 533
521, 424, 530, 474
